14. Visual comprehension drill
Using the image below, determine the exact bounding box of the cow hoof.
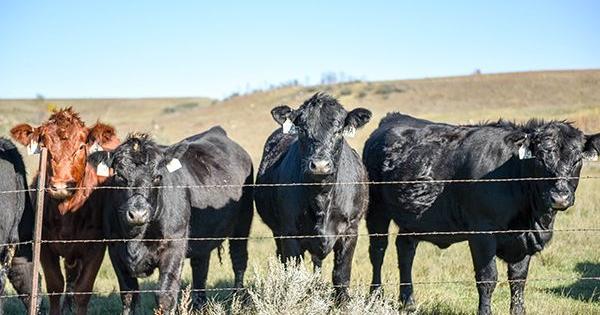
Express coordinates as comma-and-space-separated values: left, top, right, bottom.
400, 296, 417, 314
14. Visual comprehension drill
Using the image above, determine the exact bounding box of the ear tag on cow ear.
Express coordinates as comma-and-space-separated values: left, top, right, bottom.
166, 158, 182, 173
96, 162, 110, 177
518, 144, 533, 160
27, 140, 40, 155
343, 126, 356, 138
282, 118, 295, 134
89, 142, 103, 154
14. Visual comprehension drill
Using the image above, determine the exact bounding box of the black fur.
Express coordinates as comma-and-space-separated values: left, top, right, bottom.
254, 93, 371, 302
0, 138, 35, 314
89, 127, 254, 313
363, 112, 600, 315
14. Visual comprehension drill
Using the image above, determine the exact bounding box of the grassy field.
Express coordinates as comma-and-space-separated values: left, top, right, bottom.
1, 70, 600, 314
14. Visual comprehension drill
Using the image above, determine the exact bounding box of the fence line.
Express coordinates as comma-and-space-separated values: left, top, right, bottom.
1, 175, 600, 195
1, 276, 599, 300
0, 228, 599, 248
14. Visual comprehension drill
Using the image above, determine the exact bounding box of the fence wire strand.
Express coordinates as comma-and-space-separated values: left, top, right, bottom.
1, 277, 599, 300
1, 175, 600, 195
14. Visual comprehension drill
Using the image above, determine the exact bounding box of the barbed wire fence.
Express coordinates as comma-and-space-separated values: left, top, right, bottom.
0, 149, 598, 313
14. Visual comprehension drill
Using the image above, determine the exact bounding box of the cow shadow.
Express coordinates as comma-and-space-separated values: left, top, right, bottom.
547, 262, 600, 302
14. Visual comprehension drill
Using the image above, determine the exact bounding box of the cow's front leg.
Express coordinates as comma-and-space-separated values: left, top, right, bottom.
156, 241, 186, 313
332, 233, 358, 304
396, 235, 418, 311
508, 255, 531, 315
72, 245, 105, 315
108, 245, 140, 315
469, 236, 498, 315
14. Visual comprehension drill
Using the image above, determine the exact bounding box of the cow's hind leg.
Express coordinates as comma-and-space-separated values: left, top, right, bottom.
8, 255, 36, 311
396, 235, 418, 311
508, 255, 530, 315
40, 248, 64, 315
190, 255, 210, 309
72, 245, 105, 315
366, 203, 391, 293
229, 196, 253, 290
469, 236, 498, 315
332, 233, 358, 304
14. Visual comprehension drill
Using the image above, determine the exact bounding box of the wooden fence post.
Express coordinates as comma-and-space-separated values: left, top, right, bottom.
29, 147, 47, 315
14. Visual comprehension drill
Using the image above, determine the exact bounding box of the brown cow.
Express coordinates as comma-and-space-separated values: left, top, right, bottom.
11, 108, 119, 315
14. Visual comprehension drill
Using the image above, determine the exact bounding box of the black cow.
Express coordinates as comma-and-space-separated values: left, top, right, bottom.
89, 127, 254, 313
363, 113, 600, 315
0, 138, 35, 314
254, 93, 371, 301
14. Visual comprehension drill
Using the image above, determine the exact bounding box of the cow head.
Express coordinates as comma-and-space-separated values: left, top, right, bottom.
505, 120, 600, 211
271, 93, 371, 179
89, 133, 188, 234
11, 108, 119, 210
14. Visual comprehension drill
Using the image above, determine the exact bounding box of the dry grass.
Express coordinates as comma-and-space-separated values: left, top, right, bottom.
1, 70, 600, 314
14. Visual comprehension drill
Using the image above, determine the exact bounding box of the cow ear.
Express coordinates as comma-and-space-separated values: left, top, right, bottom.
583, 133, 600, 161
345, 108, 372, 130
504, 131, 534, 160
159, 141, 189, 173
271, 105, 295, 126
10, 124, 38, 146
88, 151, 113, 168
88, 122, 119, 151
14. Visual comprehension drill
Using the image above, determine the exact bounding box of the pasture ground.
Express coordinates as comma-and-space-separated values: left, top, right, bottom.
1, 70, 599, 314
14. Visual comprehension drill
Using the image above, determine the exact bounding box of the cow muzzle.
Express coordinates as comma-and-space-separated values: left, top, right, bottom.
550, 191, 572, 210
47, 181, 76, 200
126, 209, 149, 226
308, 158, 333, 175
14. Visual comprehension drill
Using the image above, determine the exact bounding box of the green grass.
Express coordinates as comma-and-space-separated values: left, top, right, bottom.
1, 70, 600, 314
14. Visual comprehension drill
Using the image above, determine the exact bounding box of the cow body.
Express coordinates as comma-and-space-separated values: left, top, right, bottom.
92, 127, 253, 313
363, 113, 600, 314
254, 93, 371, 301
0, 139, 35, 314
11, 108, 119, 315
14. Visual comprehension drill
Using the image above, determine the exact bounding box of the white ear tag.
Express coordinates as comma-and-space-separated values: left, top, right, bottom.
282, 118, 295, 134
89, 142, 103, 153
27, 141, 40, 155
96, 162, 110, 177
343, 126, 356, 138
166, 158, 182, 173
518, 144, 533, 160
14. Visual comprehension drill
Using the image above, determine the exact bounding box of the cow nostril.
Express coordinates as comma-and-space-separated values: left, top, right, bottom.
127, 209, 148, 224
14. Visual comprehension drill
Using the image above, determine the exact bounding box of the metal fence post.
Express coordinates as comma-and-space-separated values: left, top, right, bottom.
29, 148, 47, 315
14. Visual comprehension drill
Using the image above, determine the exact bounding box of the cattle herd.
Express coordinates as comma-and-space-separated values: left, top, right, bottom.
0, 92, 598, 315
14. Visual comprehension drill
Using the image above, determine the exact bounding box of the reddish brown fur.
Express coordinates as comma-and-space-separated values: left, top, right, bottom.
10, 107, 119, 315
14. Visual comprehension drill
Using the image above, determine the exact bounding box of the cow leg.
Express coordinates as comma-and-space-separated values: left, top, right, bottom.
108, 246, 140, 315
71, 246, 104, 315
311, 254, 323, 272
40, 247, 64, 315
280, 238, 302, 265
332, 234, 358, 304
469, 237, 498, 315
8, 256, 37, 312
62, 258, 79, 314
396, 235, 418, 310
508, 255, 531, 315
366, 205, 391, 293
156, 245, 185, 313
229, 203, 252, 290
190, 255, 210, 309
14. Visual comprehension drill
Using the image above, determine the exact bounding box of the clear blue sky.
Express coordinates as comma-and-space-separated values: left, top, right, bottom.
1, 1, 598, 99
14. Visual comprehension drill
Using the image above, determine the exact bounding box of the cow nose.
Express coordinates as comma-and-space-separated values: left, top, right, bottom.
48, 181, 76, 199
309, 159, 332, 175
550, 191, 571, 210
126, 209, 148, 225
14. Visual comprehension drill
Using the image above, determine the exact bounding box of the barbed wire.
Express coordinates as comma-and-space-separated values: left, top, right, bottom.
0, 228, 597, 248
1, 276, 599, 300
1, 175, 600, 195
